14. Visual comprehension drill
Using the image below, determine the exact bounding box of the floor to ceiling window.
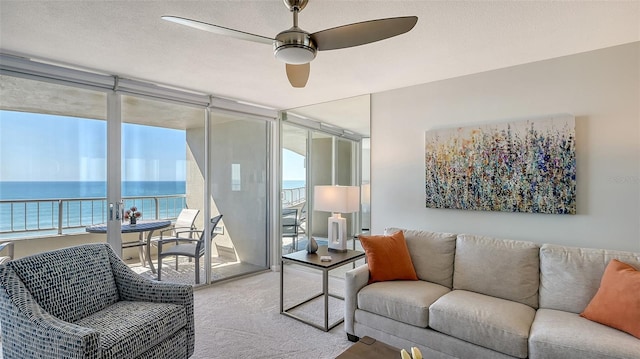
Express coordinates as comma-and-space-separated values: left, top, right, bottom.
208, 110, 271, 281
119, 95, 206, 283
281, 123, 308, 253
0, 57, 275, 285
0, 74, 108, 254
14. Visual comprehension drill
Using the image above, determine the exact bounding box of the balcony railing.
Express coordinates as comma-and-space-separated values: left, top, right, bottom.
281, 186, 305, 207
0, 195, 187, 238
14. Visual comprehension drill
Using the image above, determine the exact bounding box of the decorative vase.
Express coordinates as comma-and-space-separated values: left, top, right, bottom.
306, 237, 318, 254
130, 216, 137, 225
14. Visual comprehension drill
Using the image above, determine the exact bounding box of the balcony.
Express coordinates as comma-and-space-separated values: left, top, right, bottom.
0, 194, 251, 285
1, 187, 310, 285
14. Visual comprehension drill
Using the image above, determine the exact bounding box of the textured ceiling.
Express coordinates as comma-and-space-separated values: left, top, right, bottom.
0, 0, 638, 135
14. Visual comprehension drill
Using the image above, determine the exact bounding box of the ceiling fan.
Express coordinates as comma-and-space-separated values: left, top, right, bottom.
162, 0, 418, 88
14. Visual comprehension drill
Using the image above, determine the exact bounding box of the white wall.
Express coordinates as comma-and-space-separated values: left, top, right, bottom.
371, 42, 640, 252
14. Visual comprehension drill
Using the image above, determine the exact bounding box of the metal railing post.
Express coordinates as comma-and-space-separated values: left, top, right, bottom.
58, 200, 63, 235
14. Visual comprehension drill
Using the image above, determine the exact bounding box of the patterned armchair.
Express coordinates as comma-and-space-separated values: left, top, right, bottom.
0, 243, 194, 359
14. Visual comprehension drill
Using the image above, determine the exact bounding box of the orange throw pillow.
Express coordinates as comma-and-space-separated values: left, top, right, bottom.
580, 259, 640, 339
359, 231, 418, 284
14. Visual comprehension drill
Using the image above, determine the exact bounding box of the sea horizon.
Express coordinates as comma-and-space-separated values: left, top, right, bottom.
0, 180, 187, 201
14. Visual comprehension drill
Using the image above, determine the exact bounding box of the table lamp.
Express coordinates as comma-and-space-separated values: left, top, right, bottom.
314, 185, 360, 252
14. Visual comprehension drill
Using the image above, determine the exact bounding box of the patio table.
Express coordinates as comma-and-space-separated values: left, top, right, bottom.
85, 220, 171, 274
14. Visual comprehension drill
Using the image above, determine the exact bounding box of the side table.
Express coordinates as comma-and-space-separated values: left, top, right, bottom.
280, 245, 365, 331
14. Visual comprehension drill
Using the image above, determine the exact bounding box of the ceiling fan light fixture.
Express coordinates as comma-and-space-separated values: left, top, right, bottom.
274, 28, 317, 64
274, 45, 316, 64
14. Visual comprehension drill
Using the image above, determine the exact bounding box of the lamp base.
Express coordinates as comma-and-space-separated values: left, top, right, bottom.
327, 214, 348, 252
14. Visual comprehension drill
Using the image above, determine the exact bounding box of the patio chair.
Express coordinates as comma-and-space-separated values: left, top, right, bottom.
282, 208, 299, 251
157, 214, 223, 284
298, 202, 307, 235
149, 208, 200, 267
0, 243, 194, 359
152, 208, 200, 243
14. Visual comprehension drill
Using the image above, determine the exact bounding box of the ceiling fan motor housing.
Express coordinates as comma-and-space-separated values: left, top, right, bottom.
283, 0, 308, 12
274, 28, 317, 64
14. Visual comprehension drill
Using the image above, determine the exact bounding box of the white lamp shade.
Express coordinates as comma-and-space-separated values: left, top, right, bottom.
313, 185, 360, 213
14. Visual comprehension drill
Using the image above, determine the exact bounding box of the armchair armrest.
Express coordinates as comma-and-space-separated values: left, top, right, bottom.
106, 248, 193, 304
0, 266, 100, 359
106, 246, 195, 355
0, 241, 14, 257
344, 263, 370, 335
0, 241, 14, 265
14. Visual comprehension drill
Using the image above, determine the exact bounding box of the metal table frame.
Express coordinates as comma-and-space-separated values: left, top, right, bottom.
280, 245, 365, 332
85, 220, 171, 274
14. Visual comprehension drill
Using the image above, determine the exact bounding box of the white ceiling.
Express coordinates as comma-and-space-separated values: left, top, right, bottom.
1, 0, 638, 136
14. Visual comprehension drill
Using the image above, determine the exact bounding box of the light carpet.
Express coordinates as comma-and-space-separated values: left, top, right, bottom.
0, 267, 353, 359
192, 268, 353, 359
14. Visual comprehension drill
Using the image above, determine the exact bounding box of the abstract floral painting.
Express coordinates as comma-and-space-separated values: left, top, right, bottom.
425, 115, 576, 214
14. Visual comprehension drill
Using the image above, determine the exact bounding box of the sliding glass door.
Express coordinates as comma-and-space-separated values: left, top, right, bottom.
119, 95, 205, 280
281, 123, 308, 253
0, 59, 274, 286
207, 110, 270, 281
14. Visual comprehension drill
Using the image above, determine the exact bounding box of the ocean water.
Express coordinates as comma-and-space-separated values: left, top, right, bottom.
0, 181, 186, 236
0, 181, 185, 200
283, 180, 305, 189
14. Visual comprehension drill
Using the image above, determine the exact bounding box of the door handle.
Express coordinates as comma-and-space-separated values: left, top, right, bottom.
115, 201, 122, 221
110, 202, 123, 221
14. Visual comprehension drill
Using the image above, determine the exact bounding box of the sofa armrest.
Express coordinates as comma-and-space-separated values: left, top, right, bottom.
0, 266, 100, 358
106, 245, 195, 356
344, 263, 370, 335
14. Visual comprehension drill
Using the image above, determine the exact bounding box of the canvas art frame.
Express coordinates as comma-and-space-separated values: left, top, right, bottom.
425, 114, 576, 214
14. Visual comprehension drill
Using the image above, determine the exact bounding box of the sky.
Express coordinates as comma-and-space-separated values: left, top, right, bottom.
0, 110, 186, 182
1, 110, 305, 183
282, 148, 305, 181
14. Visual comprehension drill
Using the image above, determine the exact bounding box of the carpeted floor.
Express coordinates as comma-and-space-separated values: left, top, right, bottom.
192, 267, 353, 358
0, 266, 354, 359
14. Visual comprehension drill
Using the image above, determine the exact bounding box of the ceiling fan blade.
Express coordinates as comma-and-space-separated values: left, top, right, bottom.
311, 16, 418, 51
161, 16, 274, 45
286, 63, 310, 88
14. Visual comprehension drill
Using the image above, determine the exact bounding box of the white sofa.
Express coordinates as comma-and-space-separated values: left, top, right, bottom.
344, 228, 640, 359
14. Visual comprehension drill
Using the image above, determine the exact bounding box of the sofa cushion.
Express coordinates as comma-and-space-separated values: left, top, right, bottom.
385, 228, 457, 288
453, 234, 540, 308
530, 308, 640, 359
75, 300, 187, 359
358, 280, 450, 328
539, 244, 640, 314
9, 244, 119, 323
359, 231, 418, 284
580, 259, 640, 339
429, 290, 535, 358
